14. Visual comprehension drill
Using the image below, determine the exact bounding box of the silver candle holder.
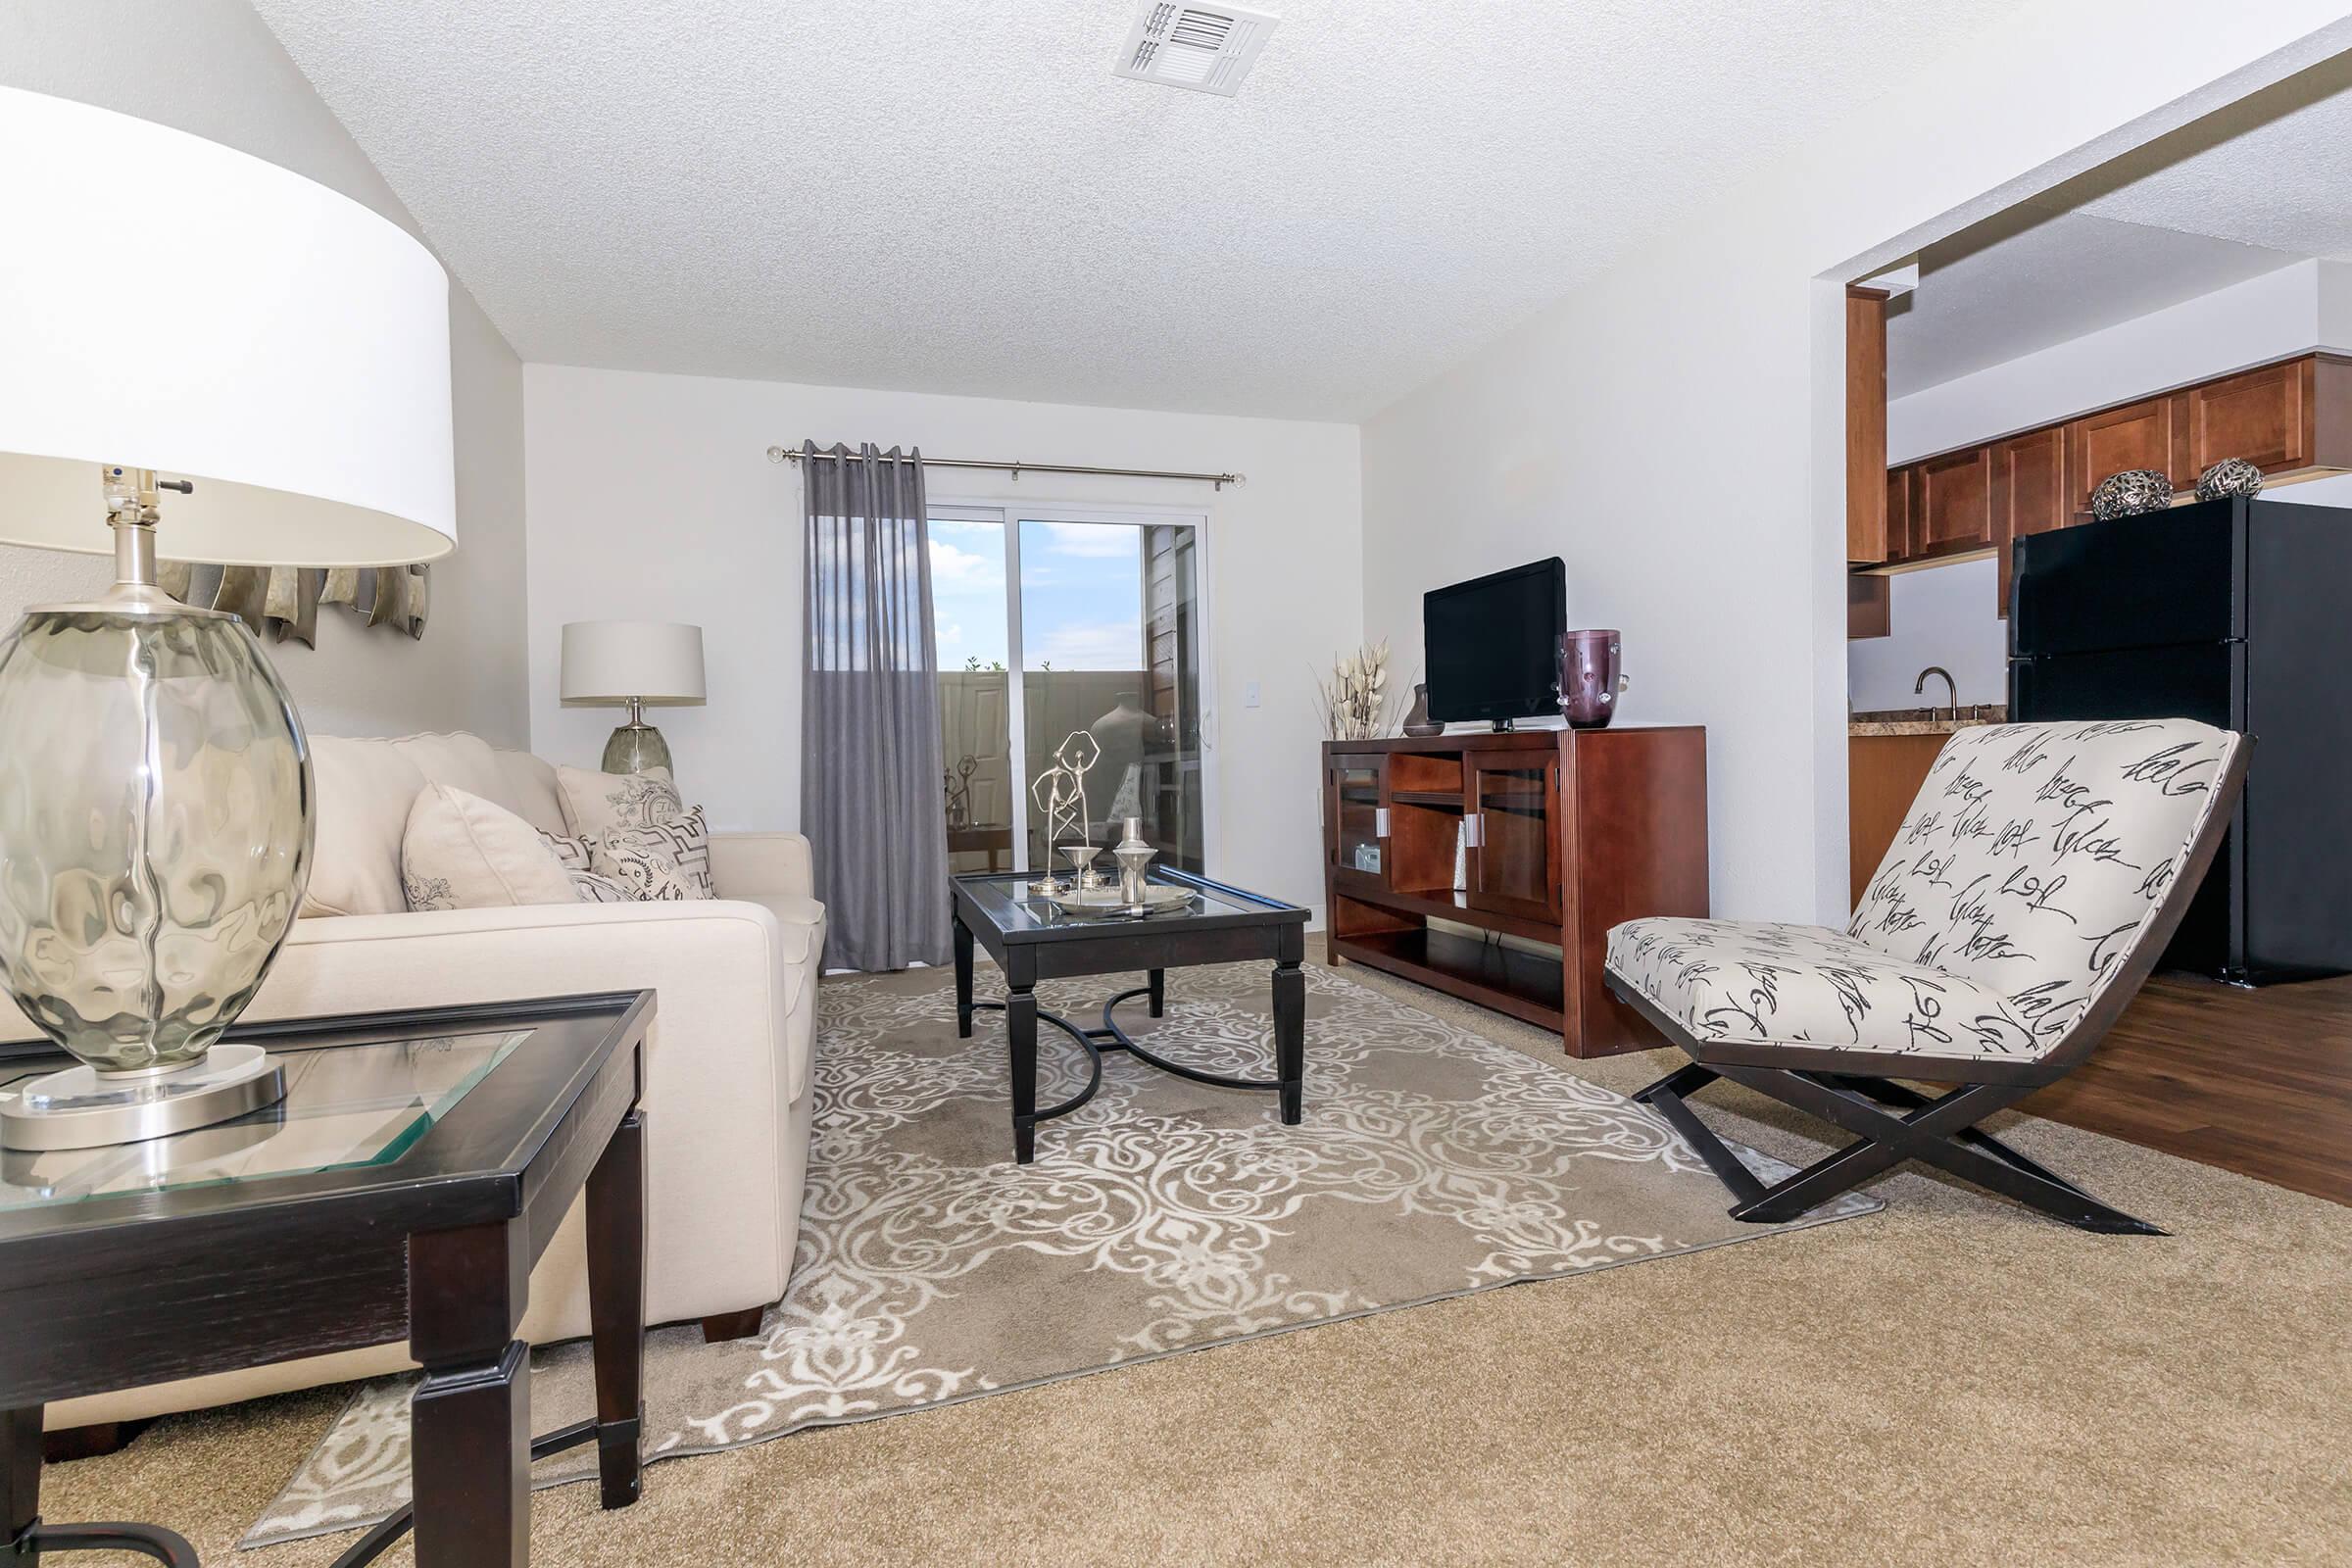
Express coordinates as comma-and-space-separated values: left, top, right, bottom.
1113, 816, 1155, 905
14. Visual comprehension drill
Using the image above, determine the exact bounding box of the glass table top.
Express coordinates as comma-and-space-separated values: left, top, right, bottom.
0, 1028, 530, 1212
955, 871, 1298, 937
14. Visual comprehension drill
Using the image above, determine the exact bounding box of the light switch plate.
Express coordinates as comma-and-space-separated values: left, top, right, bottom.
1245, 680, 1260, 708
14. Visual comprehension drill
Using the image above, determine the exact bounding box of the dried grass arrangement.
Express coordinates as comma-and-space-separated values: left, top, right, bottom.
1313, 639, 1403, 740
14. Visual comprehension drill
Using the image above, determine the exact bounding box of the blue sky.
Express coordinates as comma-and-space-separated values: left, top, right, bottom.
930, 518, 1146, 671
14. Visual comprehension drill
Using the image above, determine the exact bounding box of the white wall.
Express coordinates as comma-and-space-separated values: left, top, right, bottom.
0, 0, 530, 744
1854, 259, 2352, 709
1848, 559, 2009, 711
1362, 3, 2352, 924
523, 366, 1361, 918
1889, 259, 2352, 462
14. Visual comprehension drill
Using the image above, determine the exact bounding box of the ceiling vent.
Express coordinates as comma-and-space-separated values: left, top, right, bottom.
1112, 4, 1280, 97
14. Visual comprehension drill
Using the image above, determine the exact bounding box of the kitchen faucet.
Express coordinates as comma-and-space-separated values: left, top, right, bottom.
1915, 665, 1958, 721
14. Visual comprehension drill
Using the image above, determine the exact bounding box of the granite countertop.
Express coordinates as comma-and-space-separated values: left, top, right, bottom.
1849, 705, 2006, 737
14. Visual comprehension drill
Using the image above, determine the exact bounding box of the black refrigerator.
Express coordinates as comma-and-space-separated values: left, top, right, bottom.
2009, 496, 2352, 984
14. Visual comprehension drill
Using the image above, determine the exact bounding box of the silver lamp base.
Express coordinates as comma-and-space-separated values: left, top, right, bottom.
0, 1043, 286, 1152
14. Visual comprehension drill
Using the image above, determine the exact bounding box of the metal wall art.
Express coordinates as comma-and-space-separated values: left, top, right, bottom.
158, 562, 431, 646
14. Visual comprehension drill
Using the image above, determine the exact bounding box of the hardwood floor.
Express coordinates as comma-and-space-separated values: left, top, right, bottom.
2026, 971, 2352, 1206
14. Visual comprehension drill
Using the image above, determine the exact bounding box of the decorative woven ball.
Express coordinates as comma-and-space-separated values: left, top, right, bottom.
2195, 457, 2265, 503
2089, 468, 2174, 521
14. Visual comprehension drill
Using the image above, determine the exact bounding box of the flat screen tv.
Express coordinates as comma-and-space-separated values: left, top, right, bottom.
1424, 558, 1566, 729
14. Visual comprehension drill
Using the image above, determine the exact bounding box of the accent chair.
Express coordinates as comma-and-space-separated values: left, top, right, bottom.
1603, 718, 2249, 1234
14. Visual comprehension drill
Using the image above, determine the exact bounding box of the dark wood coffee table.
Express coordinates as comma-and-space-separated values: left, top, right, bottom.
949, 868, 1309, 1163
0, 992, 655, 1567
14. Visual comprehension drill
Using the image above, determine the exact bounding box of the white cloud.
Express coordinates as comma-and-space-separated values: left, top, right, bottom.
1031, 521, 1139, 561
1027, 618, 1146, 670
929, 537, 1001, 588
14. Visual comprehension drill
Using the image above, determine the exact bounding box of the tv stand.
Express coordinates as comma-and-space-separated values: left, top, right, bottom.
1321, 727, 1708, 1056
1489, 718, 1516, 733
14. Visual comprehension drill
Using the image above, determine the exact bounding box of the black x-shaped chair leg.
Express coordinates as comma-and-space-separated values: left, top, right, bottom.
1635, 1060, 2163, 1235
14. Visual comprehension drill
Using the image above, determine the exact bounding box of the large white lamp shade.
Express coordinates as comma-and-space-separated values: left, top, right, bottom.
0, 85, 455, 564
561, 621, 710, 706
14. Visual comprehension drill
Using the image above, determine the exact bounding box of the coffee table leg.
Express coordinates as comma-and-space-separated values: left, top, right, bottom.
955, 914, 975, 1040
410, 1219, 529, 1567
1008, 985, 1038, 1163
585, 1107, 646, 1511
1147, 968, 1165, 1018
1273, 960, 1304, 1125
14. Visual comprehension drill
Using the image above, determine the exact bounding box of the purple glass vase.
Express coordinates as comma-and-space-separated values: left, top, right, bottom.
1560, 630, 1623, 729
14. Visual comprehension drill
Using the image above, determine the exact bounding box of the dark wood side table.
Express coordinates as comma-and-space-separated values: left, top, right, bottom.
950, 869, 1309, 1163
0, 991, 656, 1567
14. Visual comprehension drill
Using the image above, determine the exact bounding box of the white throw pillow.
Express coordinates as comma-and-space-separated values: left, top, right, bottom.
591, 806, 714, 900
556, 764, 684, 838
402, 785, 580, 911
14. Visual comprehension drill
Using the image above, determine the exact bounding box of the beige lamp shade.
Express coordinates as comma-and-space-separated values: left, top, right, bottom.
0, 87, 456, 566
561, 621, 708, 707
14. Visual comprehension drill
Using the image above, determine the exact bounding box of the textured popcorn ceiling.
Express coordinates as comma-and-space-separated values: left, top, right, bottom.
1890, 51, 2352, 397
250, 0, 2036, 420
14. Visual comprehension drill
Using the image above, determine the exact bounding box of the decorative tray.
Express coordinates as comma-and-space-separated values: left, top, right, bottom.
1039, 884, 1197, 919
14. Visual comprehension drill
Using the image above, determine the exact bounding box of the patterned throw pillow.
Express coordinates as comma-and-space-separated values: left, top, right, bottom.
591, 806, 714, 900
556, 764, 685, 838
577, 864, 694, 902
540, 830, 595, 874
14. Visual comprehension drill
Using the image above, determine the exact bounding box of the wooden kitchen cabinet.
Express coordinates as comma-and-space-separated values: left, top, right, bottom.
1847, 572, 1889, 639
1850, 733, 1950, 905
1883, 465, 1918, 564
1914, 445, 1996, 558
1846, 287, 1890, 564
2065, 393, 2191, 514
2186, 358, 2311, 473
1991, 423, 2069, 618
1868, 352, 2352, 623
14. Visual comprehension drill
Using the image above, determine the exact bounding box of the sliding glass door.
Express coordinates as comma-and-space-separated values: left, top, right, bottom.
930, 507, 1208, 876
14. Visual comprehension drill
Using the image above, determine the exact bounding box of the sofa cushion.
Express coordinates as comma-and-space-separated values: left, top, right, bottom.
499, 750, 568, 835
1606, 917, 2047, 1062
558, 764, 684, 837
401, 785, 580, 911
392, 732, 521, 816
304, 737, 426, 916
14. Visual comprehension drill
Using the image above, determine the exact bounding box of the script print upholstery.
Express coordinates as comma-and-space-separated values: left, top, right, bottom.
1608, 720, 2238, 1062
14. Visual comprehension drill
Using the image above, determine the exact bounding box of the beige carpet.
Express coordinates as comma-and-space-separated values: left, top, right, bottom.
41, 959, 2352, 1566
244, 960, 1868, 1544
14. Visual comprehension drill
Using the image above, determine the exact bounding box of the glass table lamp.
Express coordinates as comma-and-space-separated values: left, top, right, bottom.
0, 88, 457, 1150
561, 620, 708, 777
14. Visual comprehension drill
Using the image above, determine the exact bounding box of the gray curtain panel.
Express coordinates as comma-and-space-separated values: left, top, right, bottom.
801, 441, 952, 971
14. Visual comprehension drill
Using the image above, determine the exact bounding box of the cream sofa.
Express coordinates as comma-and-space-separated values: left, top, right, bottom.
50, 731, 824, 1430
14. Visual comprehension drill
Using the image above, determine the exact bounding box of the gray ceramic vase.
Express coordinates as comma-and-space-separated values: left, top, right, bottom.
2195, 457, 2265, 503
2089, 468, 2174, 521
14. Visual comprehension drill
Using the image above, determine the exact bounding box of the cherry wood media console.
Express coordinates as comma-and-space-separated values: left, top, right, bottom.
1321, 727, 1708, 1057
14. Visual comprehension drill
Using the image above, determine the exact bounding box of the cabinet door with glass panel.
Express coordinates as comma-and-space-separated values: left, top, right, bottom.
1328, 753, 1389, 895
1462, 755, 1559, 921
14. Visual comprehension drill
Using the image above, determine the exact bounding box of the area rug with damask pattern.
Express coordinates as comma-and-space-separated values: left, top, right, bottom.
244, 960, 1875, 1547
